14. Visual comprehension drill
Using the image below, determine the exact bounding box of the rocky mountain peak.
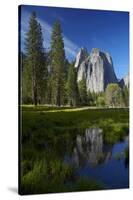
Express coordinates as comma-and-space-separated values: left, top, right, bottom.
105, 52, 112, 65
91, 48, 100, 55
119, 74, 129, 88
75, 47, 88, 69
75, 47, 118, 93
124, 74, 129, 87
90, 48, 100, 64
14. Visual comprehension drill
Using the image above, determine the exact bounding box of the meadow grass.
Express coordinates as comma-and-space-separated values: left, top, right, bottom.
20, 106, 129, 194
21, 106, 128, 128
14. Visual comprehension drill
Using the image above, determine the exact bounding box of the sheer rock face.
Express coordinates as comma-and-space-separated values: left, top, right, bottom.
75, 47, 88, 69
119, 74, 129, 88
75, 48, 118, 93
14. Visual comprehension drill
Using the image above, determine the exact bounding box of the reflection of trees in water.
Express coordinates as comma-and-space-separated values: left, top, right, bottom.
41, 127, 128, 169
72, 128, 112, 167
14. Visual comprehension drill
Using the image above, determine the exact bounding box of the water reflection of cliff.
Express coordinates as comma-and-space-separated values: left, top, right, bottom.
72, 128, 112, 167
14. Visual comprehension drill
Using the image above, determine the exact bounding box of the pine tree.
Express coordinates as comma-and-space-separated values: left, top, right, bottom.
23, 12, 47, 105
50, 21, 65, 106
78, 74, 88, 105
22, 54, 32, 104
67, 63, 79, 106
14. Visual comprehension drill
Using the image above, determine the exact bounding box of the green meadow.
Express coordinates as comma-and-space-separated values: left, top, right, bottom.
20, 106, 129, 194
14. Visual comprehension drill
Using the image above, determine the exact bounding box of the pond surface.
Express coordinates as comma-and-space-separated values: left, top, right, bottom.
64, 128, 129, 189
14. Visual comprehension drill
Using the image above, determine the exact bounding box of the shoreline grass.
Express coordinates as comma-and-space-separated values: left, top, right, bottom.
20, 106, 129, 194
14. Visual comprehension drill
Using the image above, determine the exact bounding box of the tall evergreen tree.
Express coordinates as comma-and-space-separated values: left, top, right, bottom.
23, 12, 47, 105
78, 74, 88, 105
67, 63, 79, 106
44, 50, 52, 104
50, 21, 65, 106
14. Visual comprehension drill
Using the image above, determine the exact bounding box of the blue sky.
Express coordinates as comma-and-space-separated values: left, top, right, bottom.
19, 5, 129, 79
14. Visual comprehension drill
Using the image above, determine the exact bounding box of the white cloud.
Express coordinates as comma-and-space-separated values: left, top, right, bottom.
38, 18, 52, 50
63, 36, 79, 58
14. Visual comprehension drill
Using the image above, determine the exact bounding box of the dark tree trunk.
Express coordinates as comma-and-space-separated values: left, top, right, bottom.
34, 88, 38, 105
33, 76, 38, 105
56, 84, 61, 106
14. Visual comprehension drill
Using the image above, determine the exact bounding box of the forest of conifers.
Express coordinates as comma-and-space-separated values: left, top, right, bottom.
20, 12, 129, 107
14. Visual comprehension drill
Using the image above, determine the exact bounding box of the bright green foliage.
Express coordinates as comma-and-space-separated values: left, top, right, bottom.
89, 92, 99, 106
50, 21, 66, 106
96, 96, 105, 107
105, 83, 124, 107
86, 91, 94, 106
67, 63, 79, 106
122, 86, 129, 107
21, 158, 74, 194
23, 12, 47, 105
78, 74, 88, 105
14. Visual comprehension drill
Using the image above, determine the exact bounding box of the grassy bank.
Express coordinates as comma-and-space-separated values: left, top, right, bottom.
21, 105, 128, 128
20, 106, 129, 194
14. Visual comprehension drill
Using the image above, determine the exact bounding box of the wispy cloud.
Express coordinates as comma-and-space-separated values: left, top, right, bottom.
20, 10, 79, 60
63, 36, 79, 58
38, 18, 52, 50
51, 11, 66, 24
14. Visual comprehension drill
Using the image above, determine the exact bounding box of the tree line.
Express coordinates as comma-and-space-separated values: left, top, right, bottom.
21, 12, 129, 107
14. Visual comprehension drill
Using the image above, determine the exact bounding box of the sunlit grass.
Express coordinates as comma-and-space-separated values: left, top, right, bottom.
21, 104, 128, 113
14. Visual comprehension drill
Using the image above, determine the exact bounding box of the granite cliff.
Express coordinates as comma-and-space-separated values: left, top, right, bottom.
119, 74, 129, 88
75, 48, 118, 93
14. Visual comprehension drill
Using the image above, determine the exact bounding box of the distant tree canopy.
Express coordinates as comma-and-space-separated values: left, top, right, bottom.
96, 96, 105, 107
122, 86, 129, 107
21, 12, 129, 108
78, 74, 88, 105
105, 83, 124, 107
